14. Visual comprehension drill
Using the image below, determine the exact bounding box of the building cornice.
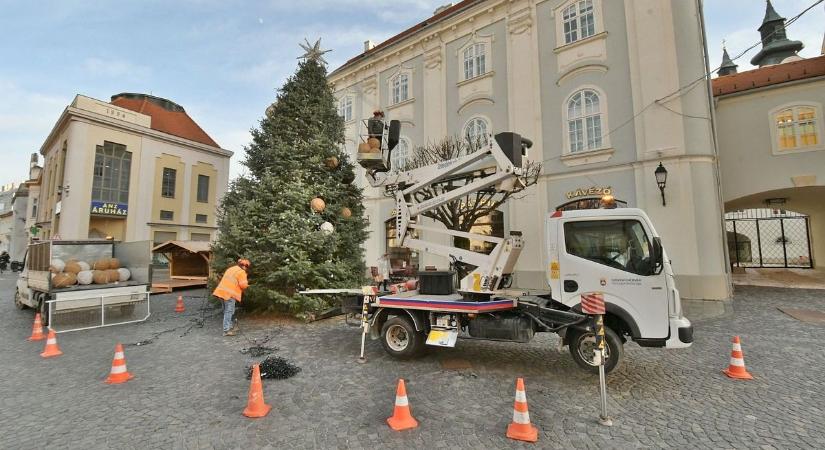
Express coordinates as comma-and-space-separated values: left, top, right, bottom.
39, 106, 234, 158
329, 0, 517, 86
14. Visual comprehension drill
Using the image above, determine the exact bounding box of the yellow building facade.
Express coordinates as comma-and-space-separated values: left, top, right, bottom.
35, 93, 232, 246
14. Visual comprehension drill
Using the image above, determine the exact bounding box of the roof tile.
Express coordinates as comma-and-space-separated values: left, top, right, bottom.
712, 55, 825, 97
110, 93, 220, 148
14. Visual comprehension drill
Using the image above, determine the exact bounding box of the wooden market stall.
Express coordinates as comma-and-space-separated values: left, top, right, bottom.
151, 240, 212, 294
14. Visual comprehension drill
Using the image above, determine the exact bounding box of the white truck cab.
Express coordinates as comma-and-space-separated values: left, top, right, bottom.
546, 208, 693, 350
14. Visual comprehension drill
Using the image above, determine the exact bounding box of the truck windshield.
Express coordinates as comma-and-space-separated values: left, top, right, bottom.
564, 219, 652, 275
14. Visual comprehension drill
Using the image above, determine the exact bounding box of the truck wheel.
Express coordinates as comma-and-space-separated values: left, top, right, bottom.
14, 289, 27, 310
567, 326, 623, 374
380, 316, 424, 359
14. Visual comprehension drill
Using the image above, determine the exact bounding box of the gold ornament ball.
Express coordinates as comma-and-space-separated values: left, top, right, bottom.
341, 207, 352, 218
325, 156, 339, 169
310, 197, 326, 212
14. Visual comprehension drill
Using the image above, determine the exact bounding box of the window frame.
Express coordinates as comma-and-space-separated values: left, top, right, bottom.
389, 72, 411, 105
161, 167, 177, 198
391, 136, 411, 171
91, 141, 132, 205
554, 0, 604, 48
564, 87, 609, 155
196, 174, 210, 203
462, 43, 487, 81
195, 213, 208, 224
463, 116, 491, 146
159, 210, 174, 221
338, 96, 353, 122
768, 102, 824, 155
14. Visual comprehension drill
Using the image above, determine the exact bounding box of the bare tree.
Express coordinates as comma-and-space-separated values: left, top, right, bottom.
395, 136, 542, 252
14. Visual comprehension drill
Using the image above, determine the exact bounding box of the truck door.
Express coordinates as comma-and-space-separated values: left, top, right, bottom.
16, 249, 31, 304
558, 217, 668, 338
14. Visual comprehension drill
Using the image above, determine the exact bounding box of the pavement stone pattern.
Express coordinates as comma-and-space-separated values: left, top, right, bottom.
1, 272, 824, 449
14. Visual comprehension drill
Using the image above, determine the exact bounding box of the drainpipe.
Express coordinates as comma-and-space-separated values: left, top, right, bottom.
697, 0, 733, 298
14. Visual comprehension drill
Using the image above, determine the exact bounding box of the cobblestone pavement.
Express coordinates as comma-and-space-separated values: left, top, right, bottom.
1, 272, 824, 449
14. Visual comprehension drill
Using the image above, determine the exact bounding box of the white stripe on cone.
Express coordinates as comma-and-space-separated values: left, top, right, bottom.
730, 357, 745, 366
395, 396, 409, 406
110, 365, 127, 374
46, 338, 56, 344
515, 390, 527, 402
732, 343, 742, 351
114, 352, 124, 359
512, 410, 530, 424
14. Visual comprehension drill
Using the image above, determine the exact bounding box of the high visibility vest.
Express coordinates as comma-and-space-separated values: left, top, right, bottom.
213, 266, 249, 302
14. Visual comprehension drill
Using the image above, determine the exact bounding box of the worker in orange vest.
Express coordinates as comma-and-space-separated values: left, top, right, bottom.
213, 258, 250, 336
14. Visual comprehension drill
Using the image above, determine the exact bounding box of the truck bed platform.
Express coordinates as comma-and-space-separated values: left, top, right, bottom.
375, 291, 517, 313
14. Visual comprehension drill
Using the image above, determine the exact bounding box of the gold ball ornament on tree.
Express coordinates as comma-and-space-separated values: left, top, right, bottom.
310, 197, 326, 213
340, 207, 352, 218
324, 156, 339, 169
367, 137, 381, 151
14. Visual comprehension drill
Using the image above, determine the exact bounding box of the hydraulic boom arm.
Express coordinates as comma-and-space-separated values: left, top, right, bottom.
358, 127, 533, 295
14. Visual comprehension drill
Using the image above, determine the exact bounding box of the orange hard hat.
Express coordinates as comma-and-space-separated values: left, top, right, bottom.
238, 259, 251, 268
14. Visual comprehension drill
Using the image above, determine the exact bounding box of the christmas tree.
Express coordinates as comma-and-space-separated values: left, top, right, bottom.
211, 39, 368, 316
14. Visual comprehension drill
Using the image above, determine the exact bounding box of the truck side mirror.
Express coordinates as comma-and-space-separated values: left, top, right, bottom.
651, 237, 664, 275
387, 120, 401, 151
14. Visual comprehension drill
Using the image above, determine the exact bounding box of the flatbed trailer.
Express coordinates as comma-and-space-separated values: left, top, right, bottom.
15, 239, 152, 331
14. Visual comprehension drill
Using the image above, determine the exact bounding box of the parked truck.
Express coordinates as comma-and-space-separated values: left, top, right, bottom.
15, 239, 152, 331
307, 123, 694, 373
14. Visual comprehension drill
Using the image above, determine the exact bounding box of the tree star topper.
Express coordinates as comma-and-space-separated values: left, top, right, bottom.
298, 38, 331, 65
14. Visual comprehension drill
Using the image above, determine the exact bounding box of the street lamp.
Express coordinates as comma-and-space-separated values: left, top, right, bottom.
654, 163, 668, 206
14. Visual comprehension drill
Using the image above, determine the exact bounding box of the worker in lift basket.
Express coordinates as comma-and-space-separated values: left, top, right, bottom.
213, 259, 251, 337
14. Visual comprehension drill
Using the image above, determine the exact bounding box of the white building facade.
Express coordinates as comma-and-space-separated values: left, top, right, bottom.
330, 0, 730, 300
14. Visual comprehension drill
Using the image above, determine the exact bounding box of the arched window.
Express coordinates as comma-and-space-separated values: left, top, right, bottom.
463, 43, 486, 80
464, 117, 489, 145
562, 0, 596, 44
391, 137, 410, 171
774, 105, 819, 151
391, 73, 409, 105
338, 96, 352, 122
567, 89, 603, 153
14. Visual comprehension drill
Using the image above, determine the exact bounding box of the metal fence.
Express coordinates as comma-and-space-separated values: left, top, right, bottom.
47, 292, 151, 333
725, 214, 813, 269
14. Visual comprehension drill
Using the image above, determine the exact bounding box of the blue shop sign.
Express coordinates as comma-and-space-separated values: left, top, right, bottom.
90, 201, 128, 216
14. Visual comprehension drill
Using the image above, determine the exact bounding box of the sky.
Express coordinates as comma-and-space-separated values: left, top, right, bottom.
0, 0, 823, 188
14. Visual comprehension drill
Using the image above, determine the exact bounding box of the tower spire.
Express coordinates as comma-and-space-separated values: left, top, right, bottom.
750, 0, 804, 67
717, 42, 738, 77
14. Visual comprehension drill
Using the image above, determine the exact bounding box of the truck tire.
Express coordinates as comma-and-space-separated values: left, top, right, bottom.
380, 316, 424, 359
567, 326, 623, 374
14, 289, 27, 310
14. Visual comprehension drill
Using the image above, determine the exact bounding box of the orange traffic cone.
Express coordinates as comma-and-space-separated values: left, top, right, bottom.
40, 329, 63, 358
242, 364, 271, 418
506, 378, 538, 443
387, 379, 418, 431
27, 313, 46, 341
723, 336, 753, 380
174, 295, 185, 313
105, 343, 135, 384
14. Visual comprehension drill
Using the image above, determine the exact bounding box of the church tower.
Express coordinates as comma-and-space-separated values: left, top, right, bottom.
750, 0, 804, 66
717, 46, 738, 76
